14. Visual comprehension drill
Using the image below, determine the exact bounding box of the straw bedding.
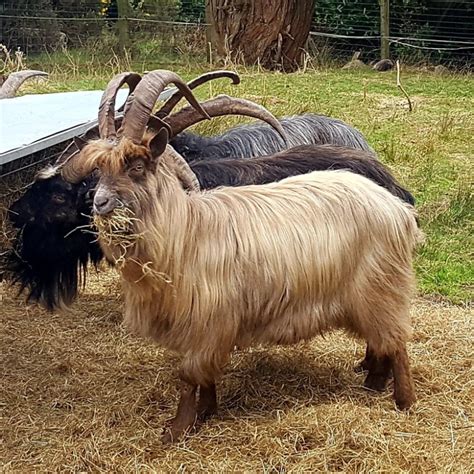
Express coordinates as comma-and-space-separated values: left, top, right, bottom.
0, 267, 472, 472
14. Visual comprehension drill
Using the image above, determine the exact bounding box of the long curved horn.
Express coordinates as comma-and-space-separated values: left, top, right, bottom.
164, 146, 200, 191
98, 72, 142, 140
156, 70, 240, 118
0, 70, 48, 99
118, 70, 210, 144
165, 94, 288, 144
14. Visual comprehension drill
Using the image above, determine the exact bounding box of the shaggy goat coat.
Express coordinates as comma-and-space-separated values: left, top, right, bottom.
94, 152, 420, 387
191, 145, 415, 205
169, 114, 374, 162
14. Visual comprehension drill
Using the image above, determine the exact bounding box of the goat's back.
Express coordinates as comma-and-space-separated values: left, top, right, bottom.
201, 170, 419, 272
172, 114, 374, 161
216, 114, 373, 155
192, 144, 414, 205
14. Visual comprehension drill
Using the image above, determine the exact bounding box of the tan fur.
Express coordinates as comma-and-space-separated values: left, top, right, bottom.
36, 165, 60, 180
88, 141, 422, 391
81, 138, 142, 175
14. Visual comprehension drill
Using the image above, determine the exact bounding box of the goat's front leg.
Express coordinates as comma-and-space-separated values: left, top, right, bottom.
197, 383, 218, 421
162, 381, 198, 443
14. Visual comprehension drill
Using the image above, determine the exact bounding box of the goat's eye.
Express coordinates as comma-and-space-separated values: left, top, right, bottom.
52, 194, 66, 204
81, 180, 88, 187
129, 161, 145, 176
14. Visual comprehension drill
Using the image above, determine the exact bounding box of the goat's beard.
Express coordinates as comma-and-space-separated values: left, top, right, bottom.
93, 206, 145, 266
3, 222, 104, 311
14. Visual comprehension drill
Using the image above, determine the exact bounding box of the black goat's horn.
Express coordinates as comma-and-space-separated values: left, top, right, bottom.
156, 70, 240, 118
166, 94, 288, 145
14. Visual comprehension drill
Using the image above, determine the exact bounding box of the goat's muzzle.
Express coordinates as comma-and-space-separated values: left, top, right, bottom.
93, 186, 119, 216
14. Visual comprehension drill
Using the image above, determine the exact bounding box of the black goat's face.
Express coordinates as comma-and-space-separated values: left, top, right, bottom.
9, 174, 96, 229
77, 172, 99, 214
5, 170, 102, 311
169, 133, 202, 163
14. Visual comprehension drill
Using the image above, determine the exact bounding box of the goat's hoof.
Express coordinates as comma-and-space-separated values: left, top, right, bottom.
364, 373, 389, 392
161, 428, 175, 444
161, 417, 198, 444
395, 394, 416, 411
161, 424, 187, 444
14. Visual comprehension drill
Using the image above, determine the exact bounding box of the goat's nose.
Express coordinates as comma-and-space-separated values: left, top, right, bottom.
93, 194, 115, 215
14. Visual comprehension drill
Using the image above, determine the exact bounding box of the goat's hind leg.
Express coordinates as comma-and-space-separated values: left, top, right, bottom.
391, 344, 416, 410
361, 342, 415, 408
364, 342, 415, 409
162, 381, 198, 443
355, 344, 393, 390
355, 345, 373, 373
353, 298, 415, 408
197, 383, 218, 421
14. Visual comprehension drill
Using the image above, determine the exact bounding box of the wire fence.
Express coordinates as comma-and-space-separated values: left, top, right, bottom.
310, 1, 474, 69
0, 1, 473, 70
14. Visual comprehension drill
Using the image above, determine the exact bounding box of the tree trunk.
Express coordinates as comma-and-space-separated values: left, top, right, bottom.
206, 0, 315, 72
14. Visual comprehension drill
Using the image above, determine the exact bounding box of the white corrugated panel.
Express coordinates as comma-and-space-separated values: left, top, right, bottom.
0, 87, 176, 165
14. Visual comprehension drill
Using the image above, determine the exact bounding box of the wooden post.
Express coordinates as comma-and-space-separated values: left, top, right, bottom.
380, 0, 390, 59
116, 0, 130, 53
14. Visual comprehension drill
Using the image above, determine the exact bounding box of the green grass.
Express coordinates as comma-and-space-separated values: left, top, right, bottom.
9, 53, 474, 303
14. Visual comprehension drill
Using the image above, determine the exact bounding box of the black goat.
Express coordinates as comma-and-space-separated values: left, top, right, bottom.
192, 145, 415, 205
6, 171, 101, 310
169, 114, 374, 162
6, 144, 414, 311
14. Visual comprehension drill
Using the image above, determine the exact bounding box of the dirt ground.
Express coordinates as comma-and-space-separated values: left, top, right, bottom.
1, 268, 472, 472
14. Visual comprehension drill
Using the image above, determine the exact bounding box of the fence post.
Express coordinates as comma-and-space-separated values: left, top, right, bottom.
380, 0, 390, 59
116, 0, 130, 53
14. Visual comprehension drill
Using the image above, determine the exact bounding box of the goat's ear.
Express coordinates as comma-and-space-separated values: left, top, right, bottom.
149, 127, 169, 162
73, 136, 88, 150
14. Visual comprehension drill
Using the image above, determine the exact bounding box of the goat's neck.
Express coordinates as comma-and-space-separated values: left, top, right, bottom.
124, 166, 191, 285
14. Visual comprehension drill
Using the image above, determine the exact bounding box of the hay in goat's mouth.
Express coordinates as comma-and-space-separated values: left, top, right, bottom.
93, 207, 145, 266
94, 208, 173, 287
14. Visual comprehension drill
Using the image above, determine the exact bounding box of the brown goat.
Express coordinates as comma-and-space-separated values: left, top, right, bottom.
66, 70, 421, 443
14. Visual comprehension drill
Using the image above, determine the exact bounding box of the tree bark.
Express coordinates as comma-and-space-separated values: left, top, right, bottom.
206, 0, 315, 72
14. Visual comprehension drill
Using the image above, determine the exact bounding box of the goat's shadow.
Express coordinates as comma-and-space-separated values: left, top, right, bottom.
216, 348, 389, 418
